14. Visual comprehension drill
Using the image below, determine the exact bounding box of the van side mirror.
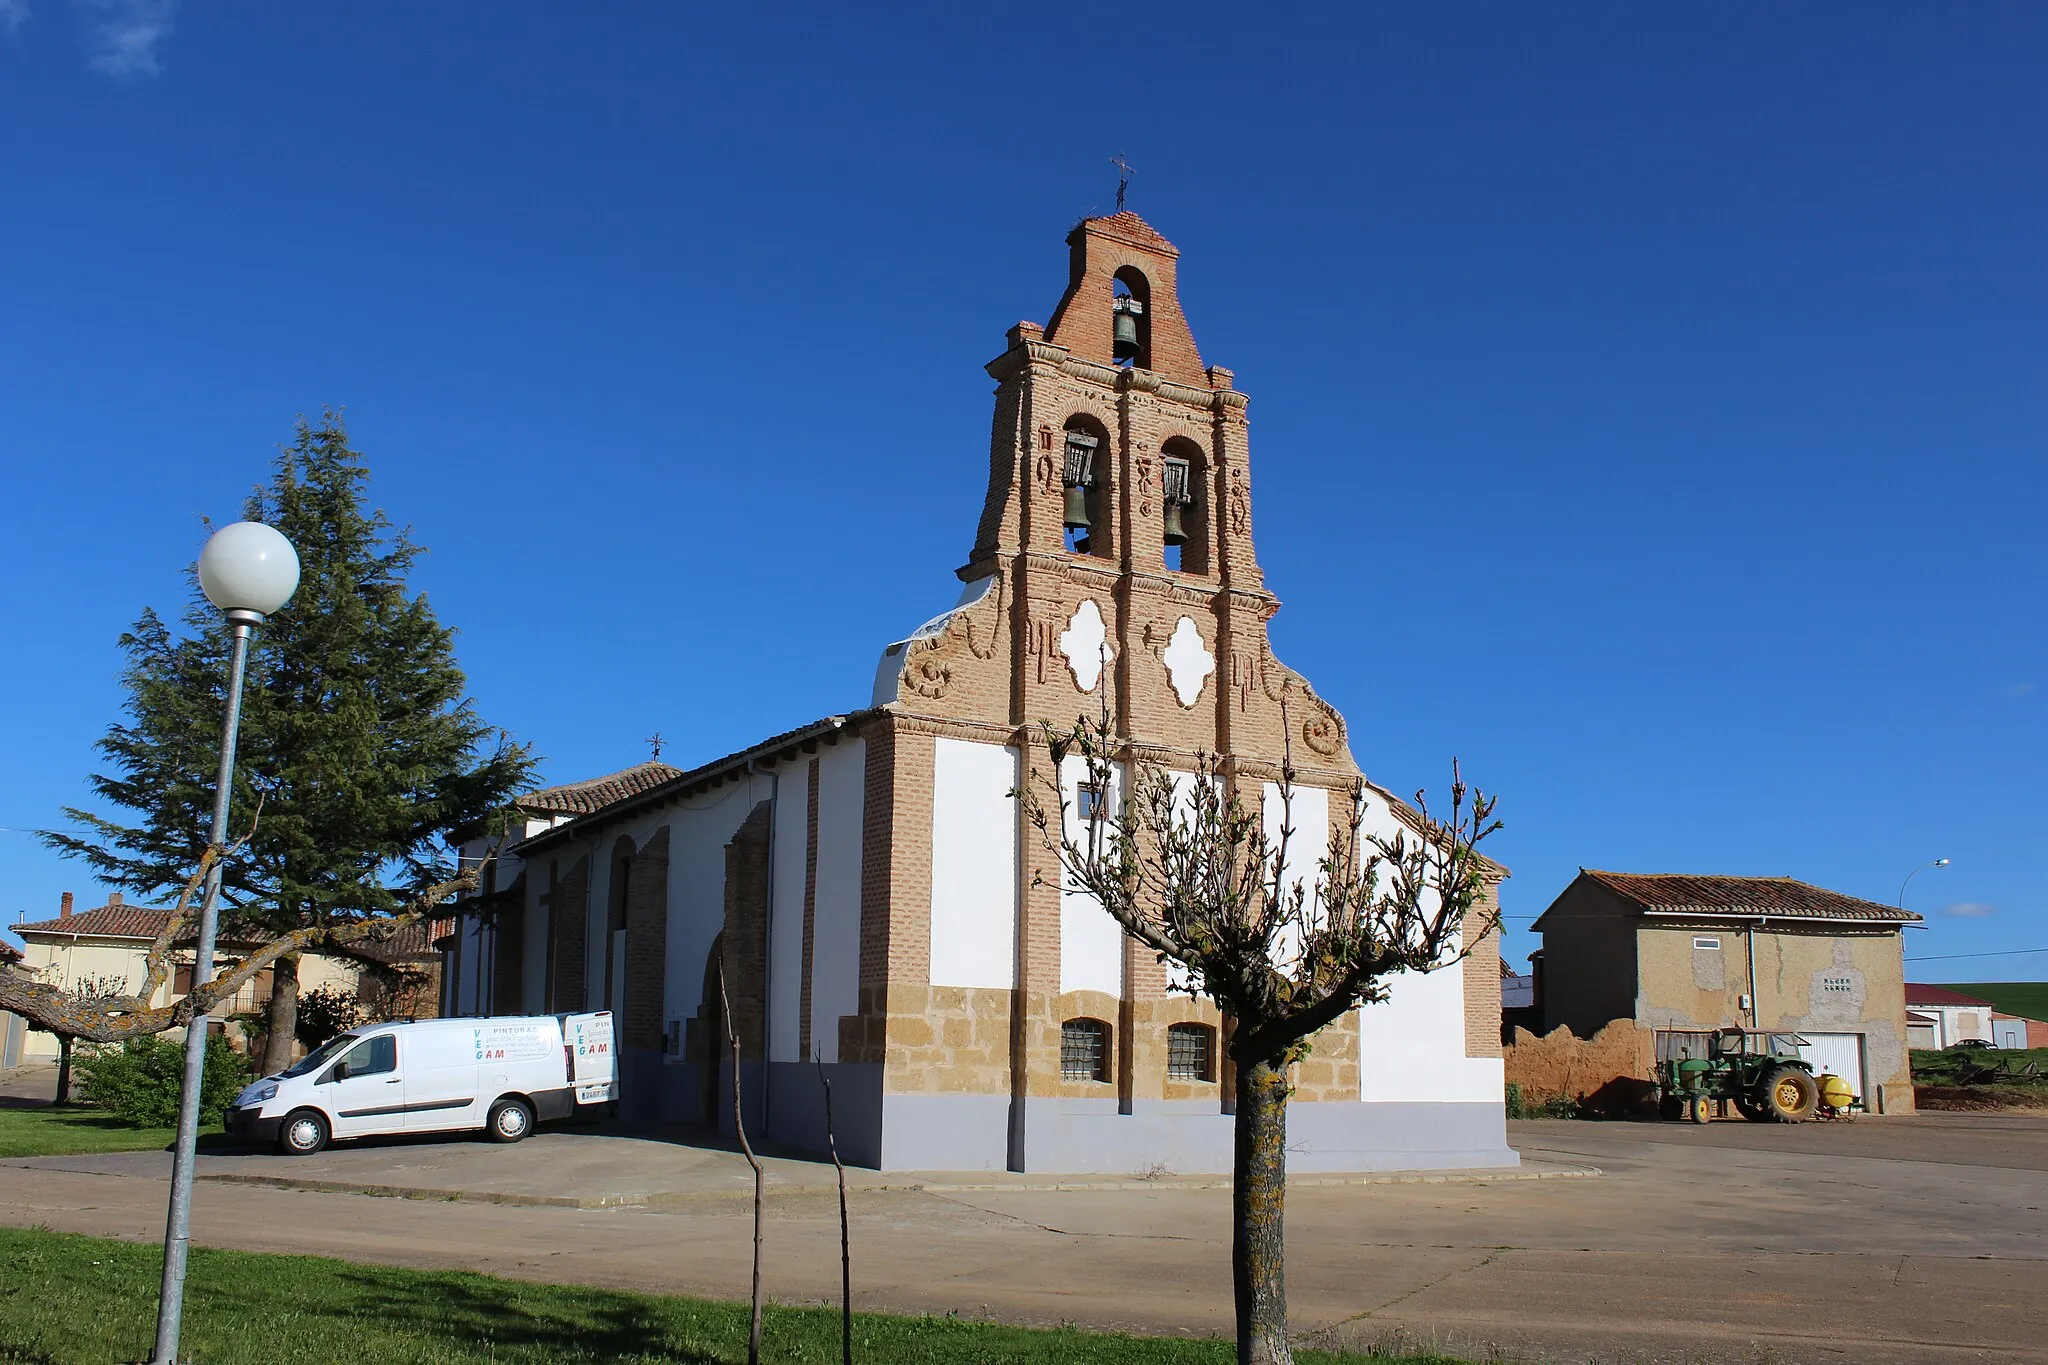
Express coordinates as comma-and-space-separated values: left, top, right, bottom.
323, 1062, 349, 1084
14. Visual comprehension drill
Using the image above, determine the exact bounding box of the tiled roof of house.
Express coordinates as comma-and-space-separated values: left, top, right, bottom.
343, 917, 441, 965
1905, 983, 1994, 1008
1578, 870, 1922, 924
0, 940, 20, 964
519, 762, 685, 817
13, 898, 173, 941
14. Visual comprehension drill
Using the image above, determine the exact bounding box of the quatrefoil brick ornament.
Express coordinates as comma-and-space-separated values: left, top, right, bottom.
1162, 616, 1215, 707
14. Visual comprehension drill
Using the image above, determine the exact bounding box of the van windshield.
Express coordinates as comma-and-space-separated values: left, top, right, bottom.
282, 1033, 359, 1079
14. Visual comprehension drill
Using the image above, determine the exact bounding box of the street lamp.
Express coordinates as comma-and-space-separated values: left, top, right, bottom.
153, 520, 298, 1365
1898, 857, 1951, 910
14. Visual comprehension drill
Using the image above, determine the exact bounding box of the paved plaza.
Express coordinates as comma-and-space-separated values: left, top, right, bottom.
1, 1093, 2042, 1363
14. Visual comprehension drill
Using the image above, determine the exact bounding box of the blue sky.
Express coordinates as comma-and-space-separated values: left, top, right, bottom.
1, 4, 2041, 984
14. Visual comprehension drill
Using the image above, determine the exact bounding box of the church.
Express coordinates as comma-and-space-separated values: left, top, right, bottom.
441, 211, 1516, 1174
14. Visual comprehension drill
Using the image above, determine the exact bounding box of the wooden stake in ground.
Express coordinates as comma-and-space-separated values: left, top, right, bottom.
817, 1054, 853, 1365
719, 962, 764, 1365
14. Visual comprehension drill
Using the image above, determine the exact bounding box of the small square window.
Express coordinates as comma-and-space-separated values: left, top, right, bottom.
1166, 1023, 1214, 1082
1076, 783, 1106, 823
1693, 936, 1721, 951
1060, 1018, 1109, 1081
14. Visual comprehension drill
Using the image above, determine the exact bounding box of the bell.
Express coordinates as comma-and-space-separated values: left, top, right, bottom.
1112, 309, 1141, 364
1064, 484, 1091, 533
1163, 502, 1186, 547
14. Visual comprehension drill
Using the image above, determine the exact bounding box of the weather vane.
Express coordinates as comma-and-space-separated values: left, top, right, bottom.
647, 732, 666, 761
1111, 153, 1135, 212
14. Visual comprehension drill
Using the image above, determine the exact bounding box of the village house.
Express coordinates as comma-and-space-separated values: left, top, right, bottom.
1529, 870, 1919, 1113
7, 891, 439, 1061
442, 211, 1515, 1174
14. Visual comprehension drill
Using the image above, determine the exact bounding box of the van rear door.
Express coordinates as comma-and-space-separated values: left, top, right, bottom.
565, 1011, 616, 1105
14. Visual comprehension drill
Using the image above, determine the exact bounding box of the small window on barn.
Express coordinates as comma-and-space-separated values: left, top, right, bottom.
1693, 936, 1721, 951
1166, 1023, 1214, 1082
1060, 1018, 1110, 1082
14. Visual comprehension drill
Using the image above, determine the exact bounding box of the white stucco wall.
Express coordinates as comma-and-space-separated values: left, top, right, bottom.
1059, 756, 1125, 998
808, 738, 866, 1062
1350, 788, 1503, 1103
929, 738, 1019, 990
1262, 780, 1330, 978
663, 777, 774, 1047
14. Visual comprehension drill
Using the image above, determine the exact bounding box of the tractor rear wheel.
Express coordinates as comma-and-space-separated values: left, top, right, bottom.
1761, 1067, 1819, 1123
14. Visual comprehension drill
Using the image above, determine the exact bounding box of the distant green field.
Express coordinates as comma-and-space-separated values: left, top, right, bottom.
1952, 982, 2048, 1021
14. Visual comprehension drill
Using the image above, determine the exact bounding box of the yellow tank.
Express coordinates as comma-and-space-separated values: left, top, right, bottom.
1817, 1073, 1856, 1111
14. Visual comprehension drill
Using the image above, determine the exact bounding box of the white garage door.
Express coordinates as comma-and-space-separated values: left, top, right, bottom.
1797, 1033, 1866, 1099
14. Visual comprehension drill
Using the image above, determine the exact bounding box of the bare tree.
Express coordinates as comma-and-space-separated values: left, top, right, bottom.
718, 961, 765, 1365
816, 1054, 853, 1365
0, 832, 487, 1053
1019, 710, 1501, 1365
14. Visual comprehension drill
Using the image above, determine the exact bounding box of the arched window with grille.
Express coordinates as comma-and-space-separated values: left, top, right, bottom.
1060, 1017, 1111, 1082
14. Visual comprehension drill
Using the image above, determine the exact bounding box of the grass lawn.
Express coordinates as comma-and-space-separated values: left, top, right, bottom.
1951, 982, 2048, 1023
0, 1105, 226, 1159
0, 1226, 1472, 1364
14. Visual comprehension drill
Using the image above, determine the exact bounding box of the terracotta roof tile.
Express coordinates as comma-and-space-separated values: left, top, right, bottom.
519, 761, 685, 817
12, 902, 175, 940
1905, 983, 1994, 1007
1578, 870, 1921, 924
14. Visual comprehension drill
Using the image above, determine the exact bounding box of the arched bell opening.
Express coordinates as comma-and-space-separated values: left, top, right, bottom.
1111, 267, 1151, 370
1060, 414, 1116, 560
1160, 435, 1210, 575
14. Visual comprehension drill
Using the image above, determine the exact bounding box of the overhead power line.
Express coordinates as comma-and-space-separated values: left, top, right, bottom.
1906, 947, 2048, 962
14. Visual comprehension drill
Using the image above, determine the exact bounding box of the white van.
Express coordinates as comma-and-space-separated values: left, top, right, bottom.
223, 1011, 617, 1155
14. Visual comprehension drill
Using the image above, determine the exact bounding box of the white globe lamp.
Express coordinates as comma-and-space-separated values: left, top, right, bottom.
197, 521, 300, 622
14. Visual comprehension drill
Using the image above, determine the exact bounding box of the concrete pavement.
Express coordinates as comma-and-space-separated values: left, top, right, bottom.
1, 1113, 2042, 1363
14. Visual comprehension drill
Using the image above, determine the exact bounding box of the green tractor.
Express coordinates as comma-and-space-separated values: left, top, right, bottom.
1656, 1027, 1843, 1123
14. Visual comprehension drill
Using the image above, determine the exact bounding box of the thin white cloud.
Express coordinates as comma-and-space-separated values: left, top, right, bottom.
0, 0, 30, 37
1942, 902, 1997, 919
2002, 681, 2036, 698
75, 0, 174, 79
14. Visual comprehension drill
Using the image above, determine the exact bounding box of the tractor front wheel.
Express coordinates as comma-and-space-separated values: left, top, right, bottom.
1687, 1095, 1713, 1124
1761, 1067, 1819, 1123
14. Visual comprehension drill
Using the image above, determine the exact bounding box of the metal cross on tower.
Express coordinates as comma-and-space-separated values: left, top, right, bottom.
647, 732, 666, 761
1110, 153, 1135, 211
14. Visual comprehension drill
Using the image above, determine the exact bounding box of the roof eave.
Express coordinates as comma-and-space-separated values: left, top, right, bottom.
1638, 907, 1920, 926
508, 710, 881, 860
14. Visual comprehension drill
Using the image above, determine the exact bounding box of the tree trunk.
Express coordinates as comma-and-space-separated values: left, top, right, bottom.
260, 953, 301, 1076
1232, 1056, 1292, 1365
54, 1035, 74, 1105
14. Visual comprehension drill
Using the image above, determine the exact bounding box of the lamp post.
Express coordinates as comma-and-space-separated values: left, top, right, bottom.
1898, 857, 1951, 910
152, 520, 298, 1365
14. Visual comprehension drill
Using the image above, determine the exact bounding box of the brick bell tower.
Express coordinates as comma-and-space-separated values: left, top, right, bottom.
879, 209, 1354, 773
866, 211, 1378, 1172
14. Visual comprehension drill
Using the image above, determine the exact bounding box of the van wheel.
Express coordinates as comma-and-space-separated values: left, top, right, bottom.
279, 1109, 329, 1156
487, 1097, 534, 1143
